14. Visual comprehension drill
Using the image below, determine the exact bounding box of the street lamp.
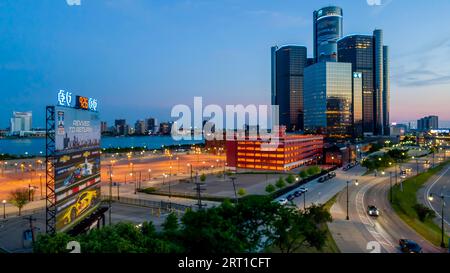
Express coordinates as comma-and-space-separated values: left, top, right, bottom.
38, 173, 43, 199
389, 172, 393, 203
2, 200, 6, 219
148, 169, 152, 181
428, 193, 447, 248
346, 180, 359, 220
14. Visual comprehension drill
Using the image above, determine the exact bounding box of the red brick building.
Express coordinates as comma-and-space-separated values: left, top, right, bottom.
226, 130, 324, 171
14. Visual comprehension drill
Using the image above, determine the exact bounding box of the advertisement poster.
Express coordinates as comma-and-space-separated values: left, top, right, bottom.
54, 106, 101, 232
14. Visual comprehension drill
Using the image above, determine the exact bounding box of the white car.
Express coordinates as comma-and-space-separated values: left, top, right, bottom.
299, 187, 308, 193
278, 198, 288, 206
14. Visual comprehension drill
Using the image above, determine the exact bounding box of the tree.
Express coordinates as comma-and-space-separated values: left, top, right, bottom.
265, 184, 276, 193
275, 178, 286, 189
299, 170, 308, 179
33, 233, 74, 253
271, 204, 332, 253
285, 174, 295, 184
237, 188, 246, 196
413, 204, 436, 222
9, 188, 29, 216
162, 212, 179, 234
200, 173, 206, 182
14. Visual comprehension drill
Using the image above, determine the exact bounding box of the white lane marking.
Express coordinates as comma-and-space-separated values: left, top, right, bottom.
355, 180, 397, 252
424, 166, 450, 227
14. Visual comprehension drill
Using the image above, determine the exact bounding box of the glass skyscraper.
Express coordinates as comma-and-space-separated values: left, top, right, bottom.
313, 6, 343, 63
304, 62, 353, 138
337, 30, 389, 136
271, 45, 307, 132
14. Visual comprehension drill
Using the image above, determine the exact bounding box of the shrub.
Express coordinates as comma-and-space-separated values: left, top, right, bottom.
200, 173, 206, 182
140, 187, 157, 193
237, 188, 246, 196
413, 204, 436, 222
299, 170, 308, 179
275, 178, 286, 189
286, 174, 295, 184
265, 184, 276, 193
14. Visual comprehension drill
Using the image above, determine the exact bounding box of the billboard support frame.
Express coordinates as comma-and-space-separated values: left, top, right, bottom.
45, 106, 57, 234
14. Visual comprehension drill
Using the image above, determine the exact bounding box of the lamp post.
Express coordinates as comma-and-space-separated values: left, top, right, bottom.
148, 169, 152, 181
346, 180, 359, 220
109, 164, 113, 225
428, 193, 447, 248
389, 172, 393, 203
303, 189, 308, 210
38, 173, 43, 199
230, 176, 238, 204
2, 200, 6, 219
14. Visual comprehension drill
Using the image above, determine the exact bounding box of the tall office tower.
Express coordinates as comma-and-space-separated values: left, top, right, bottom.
382, 45, 390, 135
338, 35, 375, 135
114, 119, 126, 136
352, 72, 363, 138
373, 29, 384, 135
417, 116, 439, 131
146, 118, 156, 134
135, 120, 146, 135
10, 111, 32, 135
313, 6, 343, 63
304, 62, 353, 138
271, 45, 307, 132
101, 121, 108, 134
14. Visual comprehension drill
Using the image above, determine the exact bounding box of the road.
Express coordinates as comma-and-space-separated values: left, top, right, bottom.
421, 164, 450, 235
329, 153, 446, 253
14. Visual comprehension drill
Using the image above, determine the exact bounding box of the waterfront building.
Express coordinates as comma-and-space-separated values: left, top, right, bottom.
417, 116, 439, 132
10, 111, 32, 135
226, 127, 323, 171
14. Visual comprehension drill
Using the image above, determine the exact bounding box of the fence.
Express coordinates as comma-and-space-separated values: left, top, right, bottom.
101, 195, 192, 213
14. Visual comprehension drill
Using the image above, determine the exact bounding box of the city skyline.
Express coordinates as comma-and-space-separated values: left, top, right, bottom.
1, 0, 450, 128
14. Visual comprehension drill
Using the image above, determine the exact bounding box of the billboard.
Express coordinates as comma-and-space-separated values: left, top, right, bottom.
54, 103, 101, 232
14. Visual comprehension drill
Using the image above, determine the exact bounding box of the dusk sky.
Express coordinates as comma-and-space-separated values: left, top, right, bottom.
1, 0, 449, 128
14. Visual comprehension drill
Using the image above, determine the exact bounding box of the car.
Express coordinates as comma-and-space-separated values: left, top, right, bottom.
367, 205, 380, 217
328, 172, 336, 178
399, 239, 423, 253
62, 189, 98, 225
294, 191, 302, 197
299, 187, 308, 193
287, 194, 295, 201
318, 176, 327, 183
278, 198, 288, 206
400, 171, 407, 179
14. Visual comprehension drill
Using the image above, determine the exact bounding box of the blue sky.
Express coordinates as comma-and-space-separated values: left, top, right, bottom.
1, 0, 450, 128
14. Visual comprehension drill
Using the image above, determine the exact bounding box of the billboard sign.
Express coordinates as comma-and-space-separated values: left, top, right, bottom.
53, 92, 101, 232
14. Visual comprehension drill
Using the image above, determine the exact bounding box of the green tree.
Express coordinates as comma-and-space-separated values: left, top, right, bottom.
237, 188, 246, 196
285, 174, 295, 184
413, 204, 436, 222
200, 173, 206, 182
271, 204, 332, 253
9, 188, 30, 216
299, 170, 308, 179
265, 184, 276, 193
275, 177, 286, 188
162, 212, 179, 234
33, 233, 73, 253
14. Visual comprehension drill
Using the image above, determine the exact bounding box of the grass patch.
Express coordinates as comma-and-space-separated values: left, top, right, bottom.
391, 160, 450, 247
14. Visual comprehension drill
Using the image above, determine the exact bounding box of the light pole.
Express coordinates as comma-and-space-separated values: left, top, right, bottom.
303, 189, 308, 210
230, 176, 238, 204
109, 164, 113, 225
39, 173, 43, 199
389, 172, 393, 203
148, 169, 152, 181
2, 200, 6, 219
346, 180, 359, 220
428, 193, 448, 248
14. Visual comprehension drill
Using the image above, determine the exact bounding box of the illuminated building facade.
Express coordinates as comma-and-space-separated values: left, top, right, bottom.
226, 129, 323, 171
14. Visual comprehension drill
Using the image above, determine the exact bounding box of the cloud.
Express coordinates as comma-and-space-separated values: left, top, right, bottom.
392, 36, 450, 87
245, 9, 309, 28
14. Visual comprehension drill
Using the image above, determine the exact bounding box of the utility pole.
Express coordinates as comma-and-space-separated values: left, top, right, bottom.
24, 215, 37, 244
194, 173, 207, 210
230, 176, 238, 204
109, 164, 113, 225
